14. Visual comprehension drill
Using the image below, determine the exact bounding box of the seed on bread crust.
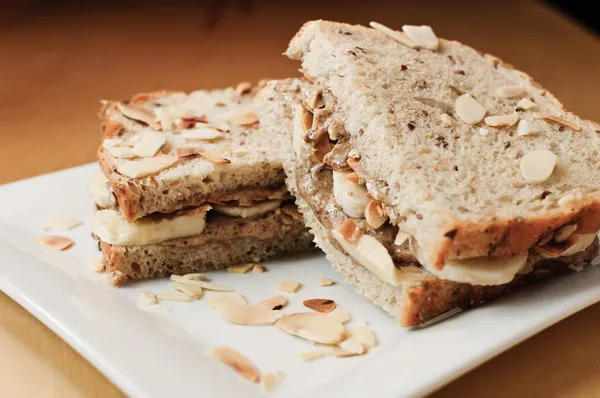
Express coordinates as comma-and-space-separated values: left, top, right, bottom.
235, 81, 253, 95
369, 21, 418, 48
303, 298, 337, 313
209, 346, 260, 382
365, 200, 387, 229
535, 113, 580, 131
116, 102, 161, 130
37, 235, 74, 251
484, 112, 519, 127
336, 219, 364, 244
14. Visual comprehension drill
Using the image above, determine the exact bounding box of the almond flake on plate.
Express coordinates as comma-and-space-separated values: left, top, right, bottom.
328, 306, 351, 323
299, 346, 338, 361
402, 25, 439, 50
517, 120, 545, 136
209, 346, 260, 382
116, 155, 178, 178
37, 235, 74, 251
275, 312, 345, 344
214, 297, 283, 326
260, 370, 286, 392
182, 272, 207, 280
256, 295, 287, 310
484, 112, 519, 127
535, 113, 580, 131
132, 131, 166, 157
337, 337, 366, 356
227, 263, 255, 274
116, 102, 161, 130
455, 94, 486, 124
180, 127, 224, 141
278, 280, 302, 293
90, 257, 105, 272
170, 275, 232, 291
369, 21, 418, 48
303, 298, 336, 314
318, 278, 335, 287
252, 264, 267, 273
171, 282, 203, 300
209, 293, 248, 308
229, 111, 259, 127
46, 217, 82, 231
347, 327, 377, 348
107, 145, 136, 159
495, 86, 525, 98
520, 149, 557, 184
517, 98, 536, 110
140, 291, 158, 305
157, 290, 193, 302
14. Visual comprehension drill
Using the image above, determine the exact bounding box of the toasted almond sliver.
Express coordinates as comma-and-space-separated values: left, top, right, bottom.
495, 86, 526, 98
276, 312, 346, 344
90, 257, 105, 272
345, 172, 360, 184
369, 21, 418, 48
347, 327, 377, 348
535, 113, 580, 131
402, 25, 439, 50
235, 81, 253, 95
299, 347, 338, 361
47, 217, 82, 231
116, 155, 178, 178
116, 102, 161, 130
337, 219, 364, 244
278, 280, 302, 293
180, 128, 224, 141
303, 298, 336, 314
484, 112, 519, 128
215, 297, 283, 325
328, 306, 351, 324
140, 291, 158, 305
170, 275, 232, 291
200, 151, 231, 164
517, 120, 545, 136
171, 282, 203, 300
157, 290, 193, 302
318, 278, 335, 287
256, 295, 287, 310
364, 200, 387, 229
252, 264, 267, 273
107, 145, 136, 159
517, 98, 536, 110
209, 346, 260, 382
132, 131, 166, 157
183, 272, 207, 281
260, 370, 285, 392
227, 263, 255, 274
346, 157, 360, 170
229, 111, 259, 127
338, 337, 365, 356
37, 235, 74, 251
520, 149, 557, 184
455, 94, 486, 124
209, 293, 248, 308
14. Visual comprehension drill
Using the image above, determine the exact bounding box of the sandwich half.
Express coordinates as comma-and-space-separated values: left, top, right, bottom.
91, 84, 313, 285
258, 21, 600, 326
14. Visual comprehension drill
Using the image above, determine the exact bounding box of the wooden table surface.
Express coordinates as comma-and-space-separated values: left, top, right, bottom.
2, 1, 600, 397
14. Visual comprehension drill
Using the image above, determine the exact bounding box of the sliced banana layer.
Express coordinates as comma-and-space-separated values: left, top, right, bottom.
332, 171, 370, 219
212, 200, 282, 219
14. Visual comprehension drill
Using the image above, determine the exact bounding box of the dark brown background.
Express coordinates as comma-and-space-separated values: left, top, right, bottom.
1, 1, 600, 396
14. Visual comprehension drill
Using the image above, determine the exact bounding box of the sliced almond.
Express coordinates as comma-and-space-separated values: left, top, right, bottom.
517, 120, 545, 136
347, 327, 377, 348
102, 138, 124, 148
337, 337, 365, 356
554, 224, 577, 243
275, 312, 345, 344
131, 131, 166, 157
176, 146, 202, 158
278, 280, 301, 293
170, 275, 232, 291
209, 293, 248, 308
364, 200, 387, 229
227, 263, 255, 274
402, 25, 439, 50
256, 295, 287, 310
116, 102, 161, 130
177, 115, 208, 129
520, 149, 557, 184
455, 94, 486, 124
90, 257, 105, 272
484, 112, 519, 127
260, 370, 285, 392
517, 98, 536, 110
140, 291, 158, 305
214, 297, 283, 325
229, 111, 259, 127
209, 346, 260, 382
394, 231, 410, 246
199, 151, 231, 164
495, 86, 526, 98
157, 290, 192, 302
535, 113, 580, 131
414, 97, 452, 112
318, 278, 335, 287
537, 231, 554, 246
116, 155, 178, 178
303, 298, 336, 314
235, 81, 252, 95
180, 128, 224, 141
107, 145, 136, 159
182, 272, 207, 281
252, 264, 267, 273
328, 306, 350, 324
440, 113, 454, 127
171, 282, 203, 300
102, 121, 125, 138
127, 133, 143, 146
46, 217, 82, 231
37, 235, 74, 251
369, 21, 417, 48
336, 219, 364, 244
299, 347, 338, 361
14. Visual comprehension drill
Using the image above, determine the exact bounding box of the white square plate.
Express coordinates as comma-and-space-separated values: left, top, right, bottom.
1, 164, 600, 398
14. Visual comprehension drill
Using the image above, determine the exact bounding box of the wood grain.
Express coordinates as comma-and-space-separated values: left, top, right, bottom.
1, 1, 599, 397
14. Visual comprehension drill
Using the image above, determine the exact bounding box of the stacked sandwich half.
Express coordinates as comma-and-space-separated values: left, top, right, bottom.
256, 21, 600, 326
90, 84, 313, 285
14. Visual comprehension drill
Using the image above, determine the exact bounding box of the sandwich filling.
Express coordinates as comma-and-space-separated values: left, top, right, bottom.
293, 86, 596, 286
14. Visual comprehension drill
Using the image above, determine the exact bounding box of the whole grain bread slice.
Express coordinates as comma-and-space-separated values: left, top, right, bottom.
285, 20, 600, 269
99, 84, 286, 222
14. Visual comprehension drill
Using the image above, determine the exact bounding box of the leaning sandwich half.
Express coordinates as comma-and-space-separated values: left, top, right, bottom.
91, 83, 313, 286
259, 20, 600, 326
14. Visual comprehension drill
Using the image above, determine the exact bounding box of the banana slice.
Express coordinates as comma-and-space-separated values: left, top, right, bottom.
332, 171, 370, 218
212, 200, 281, 219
